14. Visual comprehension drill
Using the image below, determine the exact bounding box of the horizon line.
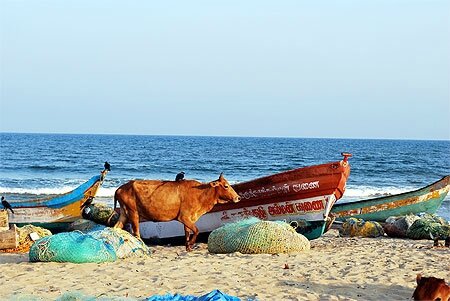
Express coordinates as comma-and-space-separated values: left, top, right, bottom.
1, 131, 449, 142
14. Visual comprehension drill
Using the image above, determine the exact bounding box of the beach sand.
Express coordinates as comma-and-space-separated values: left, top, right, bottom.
0, 229, 449, 301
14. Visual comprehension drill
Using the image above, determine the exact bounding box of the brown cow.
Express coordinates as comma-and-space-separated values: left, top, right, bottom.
113, 173, 240, 251
413, 274, 450, 301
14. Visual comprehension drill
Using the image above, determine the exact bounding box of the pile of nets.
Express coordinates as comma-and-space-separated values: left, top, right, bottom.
339, 217, 384, 238
89, 227, 151, 259
55, 291, 136, 301
29, 231, 117, 263
146, 289, 240, 301
29, 227, 151, 263
406, 214, 450, 240
82, 203, 119, 226
0, 225, 52, 253
383, 214, 421, 238
207, 217, 310, 254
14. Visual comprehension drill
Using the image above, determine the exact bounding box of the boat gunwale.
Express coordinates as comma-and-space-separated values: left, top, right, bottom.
7, 171, 106, 208
232, 159, 348, 188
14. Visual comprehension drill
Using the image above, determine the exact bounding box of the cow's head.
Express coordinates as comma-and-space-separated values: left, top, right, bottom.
413, 274, 449, 301
210, 173, 241, 204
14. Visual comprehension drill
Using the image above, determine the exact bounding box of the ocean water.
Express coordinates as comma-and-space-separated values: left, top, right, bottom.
0, 133, 449, 220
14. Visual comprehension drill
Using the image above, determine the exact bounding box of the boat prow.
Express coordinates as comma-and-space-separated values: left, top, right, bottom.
331, 175, 450, 222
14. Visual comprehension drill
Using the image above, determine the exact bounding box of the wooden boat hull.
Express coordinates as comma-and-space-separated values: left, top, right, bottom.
138, 154, 351, 240
6, 170, 108, 231
331, 175, 450, 222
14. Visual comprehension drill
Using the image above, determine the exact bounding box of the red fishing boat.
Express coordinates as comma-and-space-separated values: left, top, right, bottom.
138, 153, 351, 240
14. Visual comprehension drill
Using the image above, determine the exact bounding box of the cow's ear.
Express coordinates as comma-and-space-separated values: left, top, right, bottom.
210, 180, 220, 187
416, 274, 421, 284
219, 172, 224, 181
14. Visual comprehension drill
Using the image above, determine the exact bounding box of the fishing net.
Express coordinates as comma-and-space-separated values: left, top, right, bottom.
68, 219, 107, 233
0, 225, 52, 253
29, 231, 117, 263
383, 214, 421, 238
83, 203, 119, 226
406, 214, 450, 240
55, 291, 135, 301
207, 217, 310, 254
146, 289, 240, 301
339, 217, 384, 238
89, 227, 151, 259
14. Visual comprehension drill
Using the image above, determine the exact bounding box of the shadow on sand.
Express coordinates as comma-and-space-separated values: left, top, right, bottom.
279, 279, 412, 300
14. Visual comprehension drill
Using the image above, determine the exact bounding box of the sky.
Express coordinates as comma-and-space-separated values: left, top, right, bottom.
0, 0, 449, 140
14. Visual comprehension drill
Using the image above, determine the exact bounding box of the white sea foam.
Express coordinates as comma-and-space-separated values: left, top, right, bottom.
0, 186, 117, 198
0, 186, 79, 195
96, 187, 116, 197
344, 185, 417, 198
1, 184, 419, 199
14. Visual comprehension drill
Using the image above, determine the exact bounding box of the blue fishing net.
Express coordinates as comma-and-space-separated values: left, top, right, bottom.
145, 290, 240, 301
29, 231, 117, 263
89, 227, 151, 259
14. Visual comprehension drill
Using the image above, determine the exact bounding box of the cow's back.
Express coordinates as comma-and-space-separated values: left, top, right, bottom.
119, 180, 203, 222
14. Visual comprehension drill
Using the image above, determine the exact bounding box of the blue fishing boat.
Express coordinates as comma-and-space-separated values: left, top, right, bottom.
2, 167, 109, 231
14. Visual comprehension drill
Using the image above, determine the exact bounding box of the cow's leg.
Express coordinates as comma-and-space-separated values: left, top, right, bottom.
129, 210, 141, 239
188, 223, 199, 249
114, 207, 128, 229
183, 225, 192, 249
179, 218, 199, 251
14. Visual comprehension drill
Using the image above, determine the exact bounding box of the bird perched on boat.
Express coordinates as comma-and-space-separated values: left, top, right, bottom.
1, 196, 14, 214
104, 161, 111, 172
175, 171, 185, 181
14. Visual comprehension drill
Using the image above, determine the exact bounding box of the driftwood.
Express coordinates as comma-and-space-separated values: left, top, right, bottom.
0, 224, 19, 249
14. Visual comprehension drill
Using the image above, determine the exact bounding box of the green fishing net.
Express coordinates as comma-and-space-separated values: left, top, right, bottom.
89, 227, 151, 259
83, 203, 119, 226
406, 214, 450, 240
29, 231, 117, 263
207, 217, 310, 254
29, 227, 150, 263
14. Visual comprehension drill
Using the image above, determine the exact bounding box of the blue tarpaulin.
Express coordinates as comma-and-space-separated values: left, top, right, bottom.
145, 290, 240, 301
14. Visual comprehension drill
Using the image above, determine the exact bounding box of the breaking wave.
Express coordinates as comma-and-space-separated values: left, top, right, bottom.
0, 186, 117, 198
344, 185, 417, 198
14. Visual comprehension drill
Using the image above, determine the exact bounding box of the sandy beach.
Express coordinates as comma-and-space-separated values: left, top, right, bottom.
0, 229, 449, 301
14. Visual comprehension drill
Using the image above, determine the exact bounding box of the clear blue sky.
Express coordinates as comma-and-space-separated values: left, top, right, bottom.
1, 0, 449, 140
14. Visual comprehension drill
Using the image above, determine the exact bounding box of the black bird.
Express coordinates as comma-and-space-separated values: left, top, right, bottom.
175, 171, 185, 181
104, 161, 111, 171
1, 196, 14, 214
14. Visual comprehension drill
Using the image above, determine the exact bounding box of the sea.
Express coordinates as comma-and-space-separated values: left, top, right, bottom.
0, 133, 449, 220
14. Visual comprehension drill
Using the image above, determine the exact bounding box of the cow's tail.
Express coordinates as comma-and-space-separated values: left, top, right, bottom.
109, 189, 121, 227
113, 189, 119, 211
